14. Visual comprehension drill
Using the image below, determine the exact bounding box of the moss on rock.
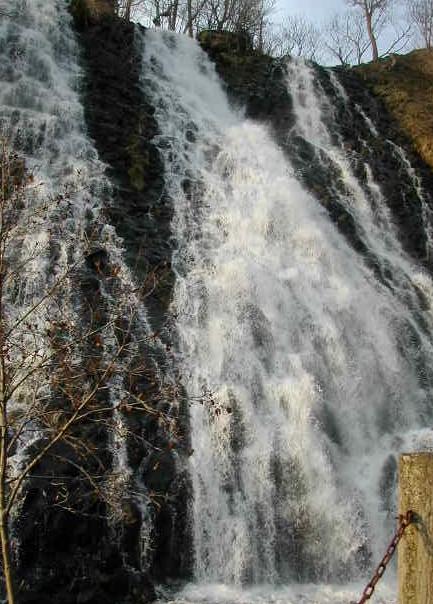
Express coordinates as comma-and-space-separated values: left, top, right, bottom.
356, 49, 433, 170
126, 133, 150, 192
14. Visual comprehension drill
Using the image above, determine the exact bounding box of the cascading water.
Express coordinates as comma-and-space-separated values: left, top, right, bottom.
3, 1, 433, 600
386, 139, 433, 257
142, 31, 433, 603
0, 0, 99, 529
0, 0, 175, 575
287, 59, 424, 280
327, 66, 433, 262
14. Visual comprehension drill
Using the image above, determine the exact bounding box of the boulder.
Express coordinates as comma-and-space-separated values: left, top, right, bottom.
198, 30, 253, 56
70, 0, 115, 27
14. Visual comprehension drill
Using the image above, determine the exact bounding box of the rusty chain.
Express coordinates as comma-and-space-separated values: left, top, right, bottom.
355, 510, 414, 604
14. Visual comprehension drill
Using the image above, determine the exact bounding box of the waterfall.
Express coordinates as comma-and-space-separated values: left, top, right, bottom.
142, 32, 433, 601
0, 0, 175, 572
386, 139, 433, 258
3, 1, 433, 600
287, 60, 417, 279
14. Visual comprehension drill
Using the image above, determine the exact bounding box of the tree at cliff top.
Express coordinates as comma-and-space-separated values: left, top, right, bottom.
323, 10, 371, 65
319, 0, 411, 65
408, 0, 433, 48
0, 142, 180, 603
344, 0, 412, 61
269, 14, 322, 61
117, 0, 276, 47
345, 0, 391, 60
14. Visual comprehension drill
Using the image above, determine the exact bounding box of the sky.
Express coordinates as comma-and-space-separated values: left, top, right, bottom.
275, 0, 345, 24
274, 0, 414, 62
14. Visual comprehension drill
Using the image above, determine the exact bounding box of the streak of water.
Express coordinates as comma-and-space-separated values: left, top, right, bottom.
0, 0, 170, 568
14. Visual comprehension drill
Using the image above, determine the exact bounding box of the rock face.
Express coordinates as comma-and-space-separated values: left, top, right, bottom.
71, 4, 193, 587
16, 240, 179, 604
75, 16, 175, 328
74, 1, 192, 585
198, 30, 253, 55
326, 65, 433, 270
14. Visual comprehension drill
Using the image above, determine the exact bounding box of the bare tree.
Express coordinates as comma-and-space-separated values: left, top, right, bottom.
408, 0, 433, 48
381, 21, 413, 55
335, 1, 412, 62
236, 0, 276, 47
116, 0, 197, 32
271, 15, 322, 61
324, 11, 371, 65
117, 0, 166, 25
0, 142, 181, 603
346, 0, 392, 60
121, 0, 276, 45
195, 0, 272, 35
0, 143, 114, 603
118, 0, 135, 19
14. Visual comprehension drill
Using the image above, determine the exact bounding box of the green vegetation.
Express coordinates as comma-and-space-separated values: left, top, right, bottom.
127, 132, 150, 192
357, 49, 433, 169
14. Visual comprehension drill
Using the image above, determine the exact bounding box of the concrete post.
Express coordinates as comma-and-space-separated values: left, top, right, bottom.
399, 452, 433, 604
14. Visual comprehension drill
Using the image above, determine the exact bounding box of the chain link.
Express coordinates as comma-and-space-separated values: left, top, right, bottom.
355, 510, 414, 604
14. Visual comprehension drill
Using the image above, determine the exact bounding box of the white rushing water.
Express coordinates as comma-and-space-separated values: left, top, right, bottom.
287, 60, 415, 277
327, 66, 433, 263
386, 139, 433, 259
142, 32, 433, 602
0, 0, 170, 565
0, 0, 95, 493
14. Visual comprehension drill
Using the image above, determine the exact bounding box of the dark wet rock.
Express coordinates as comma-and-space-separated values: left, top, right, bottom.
326, 65, 433, 270
14, 13, 433, 604
85, 247, 109, 272
379, 454, 397, 513
74, 9, 192, 594
76, 17, 174, 330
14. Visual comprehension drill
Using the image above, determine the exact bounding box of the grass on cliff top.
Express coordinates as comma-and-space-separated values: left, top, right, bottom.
356, 49, 433, 169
